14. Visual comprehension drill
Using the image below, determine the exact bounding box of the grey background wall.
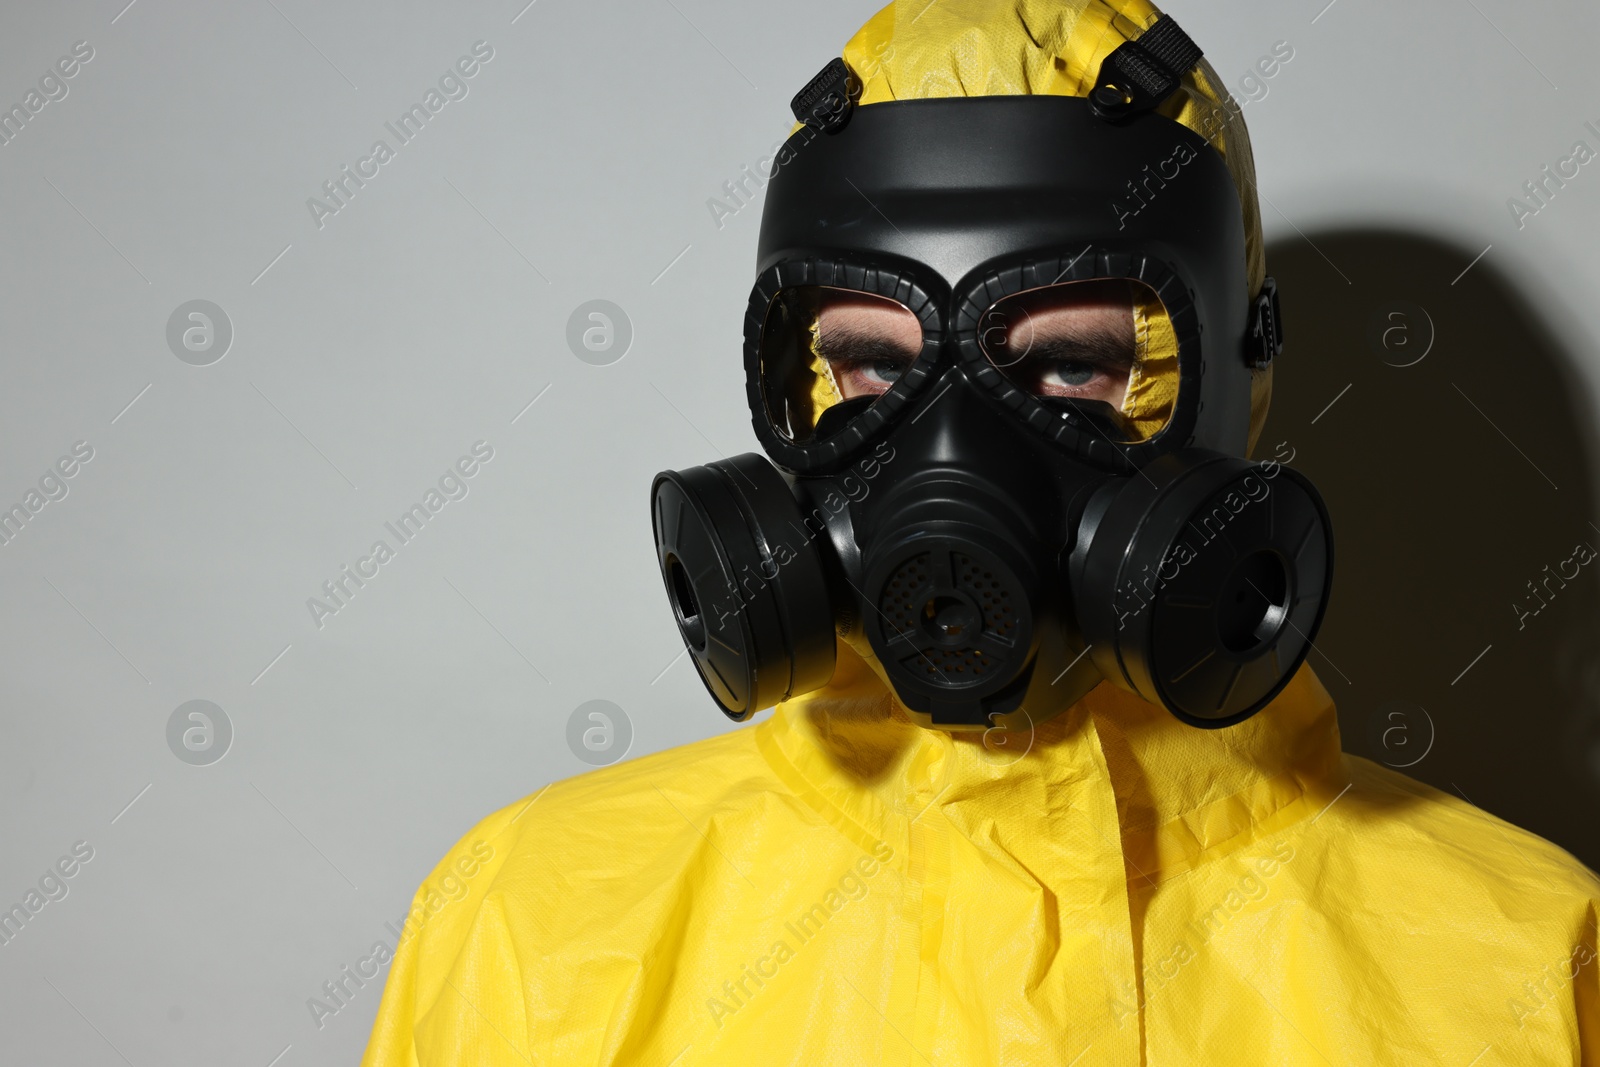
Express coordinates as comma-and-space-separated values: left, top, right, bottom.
1, 0, 1597, 1063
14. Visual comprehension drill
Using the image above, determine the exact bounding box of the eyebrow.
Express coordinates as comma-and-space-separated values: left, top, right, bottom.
815, 329, 921, 363
1007, 328, 1134, 367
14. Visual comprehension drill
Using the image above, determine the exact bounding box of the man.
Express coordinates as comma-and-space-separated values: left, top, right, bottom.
363, 2, 1600, 1063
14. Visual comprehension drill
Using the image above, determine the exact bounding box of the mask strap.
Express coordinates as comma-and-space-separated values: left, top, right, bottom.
1089, 14, 1203, 122
791, 57, 861, 134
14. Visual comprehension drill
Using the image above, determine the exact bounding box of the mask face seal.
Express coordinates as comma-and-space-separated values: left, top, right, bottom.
650, 91, 1333, 732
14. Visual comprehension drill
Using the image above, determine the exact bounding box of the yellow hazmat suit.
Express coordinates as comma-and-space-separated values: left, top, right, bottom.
363, 2, 1600, 1063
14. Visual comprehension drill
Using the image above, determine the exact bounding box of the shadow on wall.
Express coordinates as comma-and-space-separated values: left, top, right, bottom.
1262, 230, 1600, 872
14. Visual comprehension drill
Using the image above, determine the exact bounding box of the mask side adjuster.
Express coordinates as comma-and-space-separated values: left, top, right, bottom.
1247, 276, 1284, 370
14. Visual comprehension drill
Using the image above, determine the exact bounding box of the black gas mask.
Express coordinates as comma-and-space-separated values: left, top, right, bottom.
651, 39, 1333, 732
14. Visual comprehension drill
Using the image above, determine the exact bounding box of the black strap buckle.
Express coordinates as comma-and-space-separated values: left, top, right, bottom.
1090, 15, 1204, 122
791, 57, 861, 134
1247, 277, 1284, 369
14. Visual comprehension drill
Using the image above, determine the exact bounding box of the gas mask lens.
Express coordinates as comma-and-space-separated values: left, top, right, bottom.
758, 286, 925, 445
976, 278, 1178, 444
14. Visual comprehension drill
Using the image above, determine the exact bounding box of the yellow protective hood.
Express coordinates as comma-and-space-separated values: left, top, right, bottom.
361, 4, 1600, 1064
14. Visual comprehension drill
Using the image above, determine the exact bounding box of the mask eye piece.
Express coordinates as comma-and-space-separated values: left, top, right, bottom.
976, 278, 1178, 444
759, 286, 925, 445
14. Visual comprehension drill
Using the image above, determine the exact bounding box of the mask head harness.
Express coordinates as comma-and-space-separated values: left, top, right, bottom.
651, 17, 1331, 731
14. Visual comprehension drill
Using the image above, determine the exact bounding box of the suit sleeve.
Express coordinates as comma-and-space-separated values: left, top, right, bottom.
360, 795, 534, 1067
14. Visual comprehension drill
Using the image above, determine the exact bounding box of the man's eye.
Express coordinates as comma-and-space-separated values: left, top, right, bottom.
823, 353, 914, 399
1041, 360, 1099, 389
863, 360, 904, 385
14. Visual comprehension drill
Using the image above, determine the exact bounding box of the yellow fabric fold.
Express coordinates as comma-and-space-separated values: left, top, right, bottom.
363, 644, 1600, 1066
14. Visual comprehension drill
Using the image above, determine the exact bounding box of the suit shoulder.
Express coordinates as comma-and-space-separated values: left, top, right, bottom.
454, 723, 772, 860
1335, 753, 1600, 904
381, 725, 783, 975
